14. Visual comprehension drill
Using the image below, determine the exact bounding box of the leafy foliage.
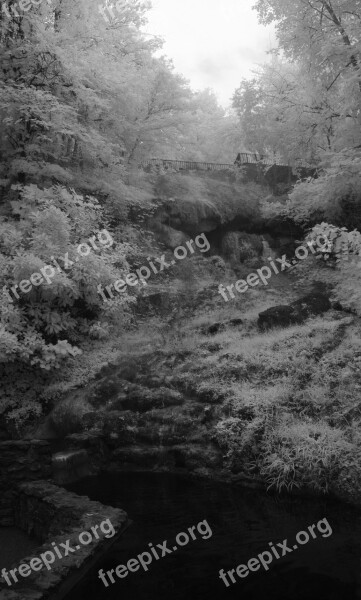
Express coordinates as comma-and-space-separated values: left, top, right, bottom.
260, 416, 351, 493
235, 0, 361, 163
0, 182, 138, 430
306, 223, 361, 314
269, 150, 361, 227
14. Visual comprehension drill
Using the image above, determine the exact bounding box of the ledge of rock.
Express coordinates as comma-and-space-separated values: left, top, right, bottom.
258, 292, 332, 330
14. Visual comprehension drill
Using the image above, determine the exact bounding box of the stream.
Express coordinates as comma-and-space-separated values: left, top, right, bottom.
65, 471, 361, 600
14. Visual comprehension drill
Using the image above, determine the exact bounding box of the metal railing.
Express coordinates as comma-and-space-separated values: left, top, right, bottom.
235, 152, 285, 166
140, 154, 289, 171
140, 158, 235, 171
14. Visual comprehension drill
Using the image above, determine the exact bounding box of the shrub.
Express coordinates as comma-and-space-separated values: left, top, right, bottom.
260, 415, 351, 493
261, 149, 361, 229
306, 223, 361, 315
0, 184, 135, 372
215, 416, 265, 468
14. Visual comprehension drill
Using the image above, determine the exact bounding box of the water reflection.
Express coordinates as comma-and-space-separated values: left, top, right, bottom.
65, 472, 361, 600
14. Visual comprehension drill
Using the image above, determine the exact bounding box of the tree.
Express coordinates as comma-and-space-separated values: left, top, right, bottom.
179, 89, 245, 163
233, 58, 343, 163
251, 0, 361, 154
254, 0, 361, 77
121, 58, 194, 163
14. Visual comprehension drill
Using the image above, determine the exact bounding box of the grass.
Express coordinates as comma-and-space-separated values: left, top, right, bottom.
150, 291, 361, 493
33, 258, 361, 497
260, 416, 353, 493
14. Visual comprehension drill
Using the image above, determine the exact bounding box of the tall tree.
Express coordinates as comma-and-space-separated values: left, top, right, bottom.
233, 0, 361, 163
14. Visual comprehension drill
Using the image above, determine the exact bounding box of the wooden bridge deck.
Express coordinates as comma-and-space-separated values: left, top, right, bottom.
140, 154, 289, 172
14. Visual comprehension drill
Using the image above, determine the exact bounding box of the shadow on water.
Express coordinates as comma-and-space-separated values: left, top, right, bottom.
65, 472, 361, 600
0, 527, 39, 569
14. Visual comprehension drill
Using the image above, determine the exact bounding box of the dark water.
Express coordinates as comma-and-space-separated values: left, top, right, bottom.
0, 527, 38, 568
65, 472, 361, 600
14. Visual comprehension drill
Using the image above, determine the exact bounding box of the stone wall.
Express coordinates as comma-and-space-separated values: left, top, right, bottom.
0, 440, 52, 526
0, 441, 131, 600
0, 481, 129, 600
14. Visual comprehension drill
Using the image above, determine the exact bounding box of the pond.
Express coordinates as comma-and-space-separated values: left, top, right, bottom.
0, 527, 39, 569
65, 471, 361, 600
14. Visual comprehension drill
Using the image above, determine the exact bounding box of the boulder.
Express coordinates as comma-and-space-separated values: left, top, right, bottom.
258, 305, 303, 330
150, 223, 189, 250
258, 293, 331, 330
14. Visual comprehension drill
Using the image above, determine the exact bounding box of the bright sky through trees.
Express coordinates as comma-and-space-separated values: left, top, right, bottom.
143, 0, 275, 107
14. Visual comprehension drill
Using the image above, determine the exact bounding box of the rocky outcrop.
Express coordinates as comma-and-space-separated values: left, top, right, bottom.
0, 440, 52, 526
107, 384, 185, 412
148, 222, 190, 249
258, 293, 332, 330
42, 353, 225, 479
148, 171, 267, 238
221, 231, 263, 262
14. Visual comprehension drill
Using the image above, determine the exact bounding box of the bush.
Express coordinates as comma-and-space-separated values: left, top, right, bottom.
261, 149, 361, 229
215, 416, 265, 468
0, 184, 135, 374
306, 223, 361, 315
260, 415, 351, 493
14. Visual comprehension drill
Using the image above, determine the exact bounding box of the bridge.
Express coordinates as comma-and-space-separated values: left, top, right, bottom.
140, 153, 290, 172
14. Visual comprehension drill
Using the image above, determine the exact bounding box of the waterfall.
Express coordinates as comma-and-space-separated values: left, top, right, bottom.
262, 238, 278, 261
52, 450, 93, 484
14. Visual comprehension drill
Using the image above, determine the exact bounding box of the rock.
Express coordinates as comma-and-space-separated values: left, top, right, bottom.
102, 411, 138, 442
258, 293, 331, 330
204, 322, 225, 335
107, 393, 128, 410
171, 444, 223, 470
202, 317, 243, 336
258, 305, 303, 330
149, 223, 189, 250
290, 293, 331, 317
228, 318, 244, 327
109, 385, 184, 413
222, 231, 263, 262
147, 171, 266, 236
3, 481, 128, 600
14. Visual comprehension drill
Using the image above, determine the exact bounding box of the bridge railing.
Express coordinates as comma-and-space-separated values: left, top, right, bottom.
140, 155, 288, 171
140, 158, 235, 171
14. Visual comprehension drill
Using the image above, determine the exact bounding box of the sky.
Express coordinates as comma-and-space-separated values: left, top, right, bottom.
143, 0, 275, 107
